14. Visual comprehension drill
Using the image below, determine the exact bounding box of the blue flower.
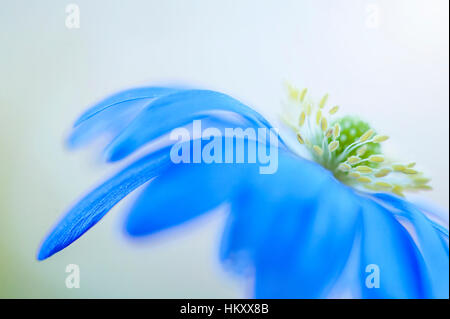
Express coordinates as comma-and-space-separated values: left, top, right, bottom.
38, 86, 448, 298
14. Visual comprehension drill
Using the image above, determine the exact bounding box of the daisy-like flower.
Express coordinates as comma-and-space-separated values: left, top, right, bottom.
281, 84, 432, 197
38, 86, 448, 298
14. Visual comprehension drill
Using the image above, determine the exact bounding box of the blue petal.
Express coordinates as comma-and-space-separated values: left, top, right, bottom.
372, 193, 449, 298
103, 90, 278, 162
68, 87, 179, 148
125, 137, 270, 236
125, 163, 244, 236
358, 195, 426, 298
67, 98, 150, 149
74, 87, 179, 127
37, 147, 174, 260
221, 155, 361, 298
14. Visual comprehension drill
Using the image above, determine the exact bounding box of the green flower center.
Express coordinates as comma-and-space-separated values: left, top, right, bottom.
281, 84, 431, 196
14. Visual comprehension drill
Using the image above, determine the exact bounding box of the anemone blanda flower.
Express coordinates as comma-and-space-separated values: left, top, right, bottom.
37, 85, 449, 298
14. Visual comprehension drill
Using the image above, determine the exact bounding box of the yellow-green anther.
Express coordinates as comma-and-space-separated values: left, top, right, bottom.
347, 156, 361, 165
413, 177, 430, 184
306, 103, 312, 116
357, 176, 372, 183
414, 185, 432, 190
375, 181, 392, 189
338, 163, 351, 172
319, 93, 328, 109
299, 88, 308, 102
363, 184, 379, 191
355, 165, 373, 173
296, 133, 305, 144
325, 128, 334, 138
359, 129, 374, 142
368, 155, 385, 163
392, 164, 406, 172
333, 124, 340, 138
329, 105, 339, 115
321, 117, 328, 132
349, 172, 361, 178
299, 111, 306, 126
313, 145, 323, 156
329, 141, 339, 152
316, 110, 322, 125
407, 162, 416, 168
392, 185, 405, 197
288, 85, 299, 100
356, 145, 368, 157
403, 168, 418, 174
373, 135, 389, 143
374, 168, 392, 178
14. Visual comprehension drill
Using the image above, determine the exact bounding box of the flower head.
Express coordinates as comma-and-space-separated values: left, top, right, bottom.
283, 83, 431, 197
37, 86, 448, 299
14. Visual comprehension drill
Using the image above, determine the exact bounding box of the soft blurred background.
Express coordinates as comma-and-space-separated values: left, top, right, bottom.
0, 0, 448, 298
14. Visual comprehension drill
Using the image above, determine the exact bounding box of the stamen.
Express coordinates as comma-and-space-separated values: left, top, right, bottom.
403, 168, 418, 175
329, 141, 339, 152
413, 177, 430, 184
375, 181, 392, 189
349, 172, 361, 178
299, 88, 308, 102
356, 145, 368, 157
306, 103, 312, 116
313, 145, 324, 156
359, 129, 374, 143
347, 156, 361, 165
333, 124, 340, 139
283, 87, 430, 197
413, 184, 432, 190
325, 128, 334, 138
319, 94, 328, 109
321, 117, 328, 132
299, 111, 306, 126
392, 185, 405, 197
355, 166, 373, 173
374, 168, 391, 177
316, 110, 322, 125
329, 105, 339, 115
373, 135, 389, 143
338, 163, 351, 172
392, 164, 406, 172
357, 176, 372, 183
287, 84, 299, 100
368, 155, 384, 163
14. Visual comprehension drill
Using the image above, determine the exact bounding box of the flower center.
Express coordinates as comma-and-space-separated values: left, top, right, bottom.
282, 84, 431, 196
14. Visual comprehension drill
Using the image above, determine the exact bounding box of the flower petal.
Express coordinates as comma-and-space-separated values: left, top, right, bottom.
125, 161, 248, 236
68, 87, 179, 148
358, 196, 426, 298
73, 87, 178, 127
103, 90, 277, 162
37, 147, 174, 260
221, 155, 361, 298
372, 193, 449, 298
67, 98, 150, 149
125, 136, 279, 236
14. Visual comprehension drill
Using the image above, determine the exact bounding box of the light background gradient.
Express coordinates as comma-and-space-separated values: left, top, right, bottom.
0, 0, 448, 298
